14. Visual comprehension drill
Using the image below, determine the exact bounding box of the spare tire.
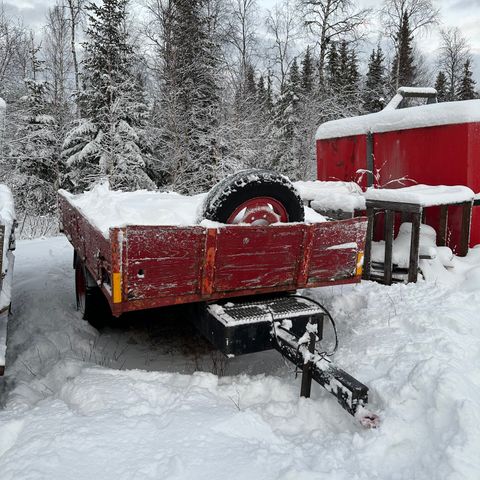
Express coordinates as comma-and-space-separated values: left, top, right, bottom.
201, 169, 304, 225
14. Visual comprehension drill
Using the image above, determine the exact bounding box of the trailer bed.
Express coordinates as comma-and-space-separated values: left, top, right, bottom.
59, 192, 367, 317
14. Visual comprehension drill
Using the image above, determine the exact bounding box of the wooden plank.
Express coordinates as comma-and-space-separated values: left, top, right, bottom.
365, 199, 422, 213
296, 225, 314, 288
438, 205, 448, 246
384, 210, 394, 285
201, 229, 217, 295
459, 202, 472, 257
214, 225, 304, 292
308, 218, 367, 284
408, 212, 421, 283
363, 207, 375, 280
125, 226, 205, 299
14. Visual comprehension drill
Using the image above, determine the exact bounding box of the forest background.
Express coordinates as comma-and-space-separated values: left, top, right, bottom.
0, 0, 477, 235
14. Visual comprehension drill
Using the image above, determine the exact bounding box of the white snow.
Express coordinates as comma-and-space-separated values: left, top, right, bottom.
60, 183, 207, 236
382, 87, 438, 112
60, 182, 326, 237
2, 236, 480, 478
365, 184, 474, 207
396, 86, 438, 96
294, 180, 366, 212
0, 185, 15, 275
315, 99, 480, 140
371, 221, 480, 288
0, 184, 15, 368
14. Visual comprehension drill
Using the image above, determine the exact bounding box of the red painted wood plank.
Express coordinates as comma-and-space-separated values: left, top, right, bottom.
213, 225, 304, 292
307, 218, 367, 283
201, 229, 217, 295
125, 226, 205, 300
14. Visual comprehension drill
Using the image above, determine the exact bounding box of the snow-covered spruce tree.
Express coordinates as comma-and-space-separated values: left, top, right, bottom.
11, 79, 58, 214
337, 40, 350, 91
271, 57, 303, 178
62, 0, 155, 192
458, 60, 476, 100
301, 46, 314, 94
154, 0, 221, 194
434, 71, 448, 102
363, 47, 386, 112
391, 12, 416, 91
326, 43, 339, 90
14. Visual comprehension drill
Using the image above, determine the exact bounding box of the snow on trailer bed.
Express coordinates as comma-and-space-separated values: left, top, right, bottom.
59, 185, 366, 316
60, 183, 326, 237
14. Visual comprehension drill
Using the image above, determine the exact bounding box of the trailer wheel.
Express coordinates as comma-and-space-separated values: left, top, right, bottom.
75, 257, 110, 329
201, 169, 304, 225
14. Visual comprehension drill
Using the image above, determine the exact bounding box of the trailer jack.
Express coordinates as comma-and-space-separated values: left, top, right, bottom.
195, 295, 379, 428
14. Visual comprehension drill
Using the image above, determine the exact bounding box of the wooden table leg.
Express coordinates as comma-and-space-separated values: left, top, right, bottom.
363, 207, 375, 280
459, 202, 472, 257
408, 212, 421, 283
384, 210, 394, 285
438, 205, 448, 247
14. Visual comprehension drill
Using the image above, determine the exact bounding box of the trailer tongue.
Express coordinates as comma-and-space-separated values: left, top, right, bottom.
198, 294, 379, 428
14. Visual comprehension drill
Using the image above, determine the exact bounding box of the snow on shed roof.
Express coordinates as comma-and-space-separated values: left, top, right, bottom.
316, 99, 480, 140
364, 184, 475, 207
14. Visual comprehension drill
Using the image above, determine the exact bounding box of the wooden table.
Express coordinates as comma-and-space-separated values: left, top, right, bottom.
362, 199, 473, 285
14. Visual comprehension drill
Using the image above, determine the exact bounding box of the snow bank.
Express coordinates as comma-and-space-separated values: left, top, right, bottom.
3, 237, 480, 478
365, 184, 474, 207
0, 185, 15, 368
294, 180, 366, 212
0, 185, 15, 275
316, 99, 480, 140
61, 182, 326, 237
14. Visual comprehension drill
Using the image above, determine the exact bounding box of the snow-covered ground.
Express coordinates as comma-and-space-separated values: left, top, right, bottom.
1, 236, 480, 479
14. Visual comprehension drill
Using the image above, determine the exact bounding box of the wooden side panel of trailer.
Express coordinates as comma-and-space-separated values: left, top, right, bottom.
59, 193, 367, 316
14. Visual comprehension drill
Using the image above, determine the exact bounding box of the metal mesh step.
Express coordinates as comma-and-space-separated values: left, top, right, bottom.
207, 296, 324, 326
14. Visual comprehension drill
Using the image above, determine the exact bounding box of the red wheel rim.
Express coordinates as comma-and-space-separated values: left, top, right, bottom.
75, 264, 86, 313
226, 197, 288, 225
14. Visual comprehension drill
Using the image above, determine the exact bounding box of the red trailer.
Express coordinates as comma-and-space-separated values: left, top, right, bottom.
316, 87, 480, 251
58, 170, 378, 426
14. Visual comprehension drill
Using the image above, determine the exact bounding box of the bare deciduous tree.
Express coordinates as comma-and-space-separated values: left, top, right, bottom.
0, 8, 25, 88
45, 5, 73, 112
265, 0, 299, 93
225, 0, 259, 84
380, 0, 439, 39
298, 0, 371, 84
65, 0, 86, 112
437, 27, 471, 101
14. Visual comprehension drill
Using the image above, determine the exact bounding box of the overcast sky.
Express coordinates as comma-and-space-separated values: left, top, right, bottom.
4, 0, 480, 82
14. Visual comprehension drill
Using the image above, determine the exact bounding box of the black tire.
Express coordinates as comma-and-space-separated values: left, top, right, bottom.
75, 256, 111, 329
201, 169, 304, 224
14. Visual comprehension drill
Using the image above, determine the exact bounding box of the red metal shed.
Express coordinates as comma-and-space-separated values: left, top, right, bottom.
315, 91, 480, 250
